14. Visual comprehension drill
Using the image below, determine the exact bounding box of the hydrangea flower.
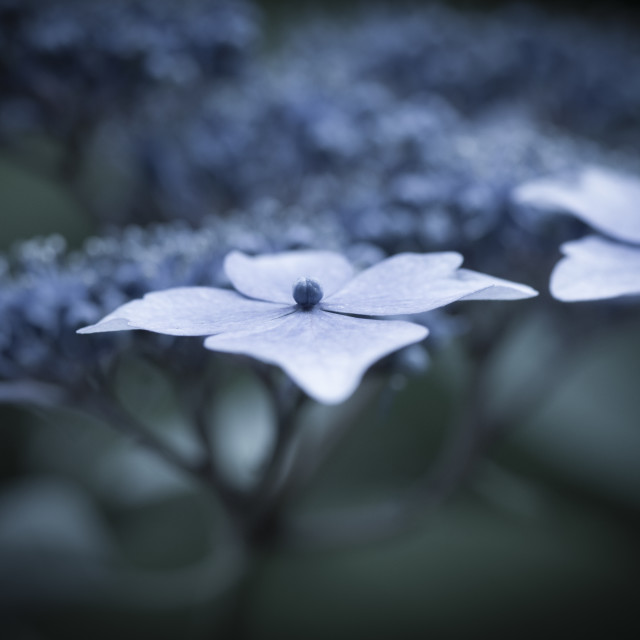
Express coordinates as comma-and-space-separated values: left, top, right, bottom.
514, 166, 640, 301
79, 250, 537, 403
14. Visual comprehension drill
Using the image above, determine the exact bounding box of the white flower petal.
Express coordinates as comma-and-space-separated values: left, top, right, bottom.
514, 166, 640, 244
77, 287, 290, 336
452, 269, 539, 301
551, 235, 640, 301
321, 252, 462, 315
322, 252, 536, 315
204, 309, 428, 404
224, 250, 354, 304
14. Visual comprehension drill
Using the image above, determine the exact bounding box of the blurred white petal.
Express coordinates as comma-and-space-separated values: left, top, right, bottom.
514, 166, 640, 244
551, 235, 640, 301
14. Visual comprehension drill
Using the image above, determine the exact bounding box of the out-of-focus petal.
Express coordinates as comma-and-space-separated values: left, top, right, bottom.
77, 287, 291, 336
322, 252, 536, 315
204, 309, 428, 404
551, 235, 640, 301
513, 166, 640, 244
224, 250, 354, 304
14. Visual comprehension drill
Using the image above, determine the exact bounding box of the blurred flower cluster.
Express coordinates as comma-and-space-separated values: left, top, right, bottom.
3, 0, 639, 233
0, 0, 258, 135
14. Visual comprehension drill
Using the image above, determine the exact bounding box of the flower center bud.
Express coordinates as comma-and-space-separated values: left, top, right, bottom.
293, 277, 323, 309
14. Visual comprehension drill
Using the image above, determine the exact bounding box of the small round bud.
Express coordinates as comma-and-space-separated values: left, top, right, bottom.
293, 277, 323, 309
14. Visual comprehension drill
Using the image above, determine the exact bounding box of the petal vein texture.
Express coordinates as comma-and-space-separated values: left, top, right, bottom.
204, 309, 428, 404
322, 252, 536, 315
77, 288, 290, 336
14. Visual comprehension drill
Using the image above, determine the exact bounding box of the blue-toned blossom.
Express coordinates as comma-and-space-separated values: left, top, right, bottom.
514, 166, 640, 301
79, 250, 537, 404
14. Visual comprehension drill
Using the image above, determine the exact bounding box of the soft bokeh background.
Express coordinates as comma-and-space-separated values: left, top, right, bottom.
1, 1, 640, 639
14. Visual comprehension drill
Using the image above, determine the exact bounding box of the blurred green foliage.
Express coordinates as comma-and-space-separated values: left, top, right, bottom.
2, 316, 640, 638
0, 154, 92, 251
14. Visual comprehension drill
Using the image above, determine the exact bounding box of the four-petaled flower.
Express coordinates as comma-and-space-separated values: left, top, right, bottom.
514, 165, 640, 302
79, 250, 537, 403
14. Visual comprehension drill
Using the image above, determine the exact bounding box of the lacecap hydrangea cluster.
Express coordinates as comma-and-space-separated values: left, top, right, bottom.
1, 1, 639, 403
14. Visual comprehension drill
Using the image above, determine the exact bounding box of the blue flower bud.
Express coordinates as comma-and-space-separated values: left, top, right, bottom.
293, 277, 323, 309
